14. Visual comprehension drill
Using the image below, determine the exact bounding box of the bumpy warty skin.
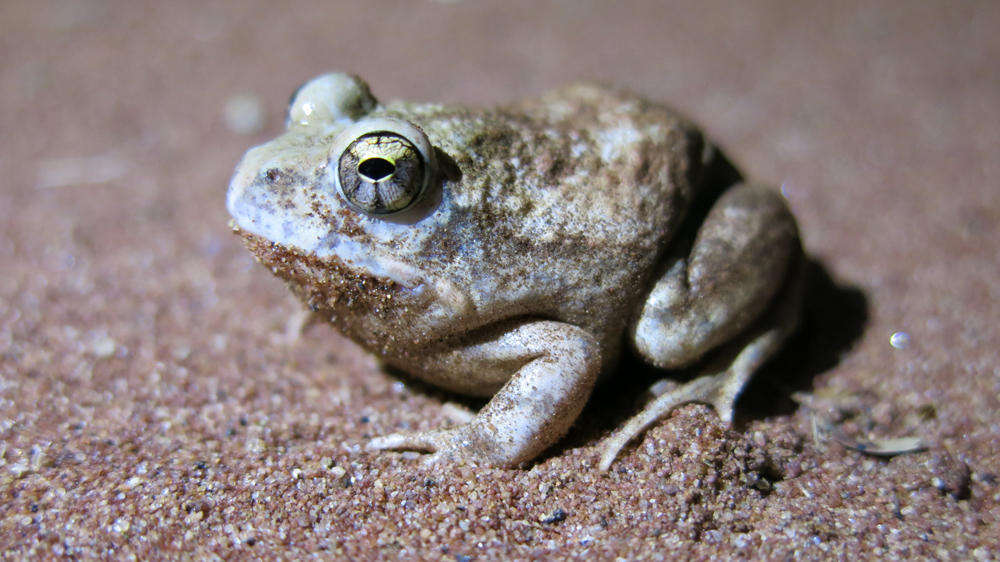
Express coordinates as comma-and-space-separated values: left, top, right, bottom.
228, 82, 707, 394
227, 74, 801, 467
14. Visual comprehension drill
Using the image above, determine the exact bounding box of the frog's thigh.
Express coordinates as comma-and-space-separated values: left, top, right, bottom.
601, 258, 804, 470
371, 320, 600, 467
633, 183, 799, 369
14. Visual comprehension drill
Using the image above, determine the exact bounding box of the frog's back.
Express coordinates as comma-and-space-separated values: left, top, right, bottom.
379, 85, 707, 360
388, 84, 704, 254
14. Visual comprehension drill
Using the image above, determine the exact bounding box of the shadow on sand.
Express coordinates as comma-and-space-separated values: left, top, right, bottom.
559, 258, 869, 459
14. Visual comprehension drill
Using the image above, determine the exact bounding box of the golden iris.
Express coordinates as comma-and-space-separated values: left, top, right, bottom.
337, 133, 426, 214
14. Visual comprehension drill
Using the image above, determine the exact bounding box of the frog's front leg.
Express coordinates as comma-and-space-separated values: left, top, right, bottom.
368, 320, 600, 467
600, 184, 803, 470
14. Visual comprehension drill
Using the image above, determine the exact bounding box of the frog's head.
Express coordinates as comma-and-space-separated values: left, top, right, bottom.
228, 72, 450, 253
227, 73, 455, 312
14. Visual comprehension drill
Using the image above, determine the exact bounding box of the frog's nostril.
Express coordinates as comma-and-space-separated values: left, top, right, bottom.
358, 158, 395, 182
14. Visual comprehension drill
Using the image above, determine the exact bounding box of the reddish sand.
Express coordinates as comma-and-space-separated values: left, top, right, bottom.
1, 1, 997, 558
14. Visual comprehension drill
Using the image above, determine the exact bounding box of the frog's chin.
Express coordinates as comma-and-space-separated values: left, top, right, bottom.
232, 227, 473, 321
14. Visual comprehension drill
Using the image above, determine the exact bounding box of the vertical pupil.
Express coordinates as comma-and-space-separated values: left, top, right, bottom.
358, 158, 395, 181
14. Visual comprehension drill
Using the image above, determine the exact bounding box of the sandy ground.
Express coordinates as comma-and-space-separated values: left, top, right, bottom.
1, 0, 998, 558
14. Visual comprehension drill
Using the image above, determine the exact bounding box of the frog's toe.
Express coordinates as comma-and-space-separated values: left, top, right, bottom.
367, 429, 448, 454
598, 375, 725, 471
369, 426, 499, 466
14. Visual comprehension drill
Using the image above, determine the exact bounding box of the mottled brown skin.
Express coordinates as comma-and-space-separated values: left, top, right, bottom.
226, 73, 803, 468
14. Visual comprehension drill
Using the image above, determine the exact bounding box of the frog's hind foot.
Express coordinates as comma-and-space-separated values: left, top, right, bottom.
597, 348, 766, 471
598, 260, 804, 472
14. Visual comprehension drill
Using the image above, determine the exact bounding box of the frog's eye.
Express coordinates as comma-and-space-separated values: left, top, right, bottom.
287, 73, 376, 127
328, 118, 436, 215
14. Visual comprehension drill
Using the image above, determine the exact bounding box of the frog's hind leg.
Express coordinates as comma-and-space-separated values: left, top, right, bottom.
632, 184, 799, 369
599, 257, 803, 471
601, 184, 803, 470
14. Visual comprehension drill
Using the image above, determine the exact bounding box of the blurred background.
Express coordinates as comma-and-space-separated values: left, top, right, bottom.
1, 0, 997, 558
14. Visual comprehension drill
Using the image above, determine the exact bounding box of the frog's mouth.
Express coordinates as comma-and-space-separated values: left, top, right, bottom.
231, 224, 472, 320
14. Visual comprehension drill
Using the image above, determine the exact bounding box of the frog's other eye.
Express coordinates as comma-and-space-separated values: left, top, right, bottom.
287, 73, 376, 127
328, 118, 436, 215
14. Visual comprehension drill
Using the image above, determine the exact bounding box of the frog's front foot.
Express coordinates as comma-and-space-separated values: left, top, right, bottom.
369, 320, 601, 468
368, 424, 501, 466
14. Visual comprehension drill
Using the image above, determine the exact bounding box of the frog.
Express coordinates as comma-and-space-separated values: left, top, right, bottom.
226, 73, 804, 471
